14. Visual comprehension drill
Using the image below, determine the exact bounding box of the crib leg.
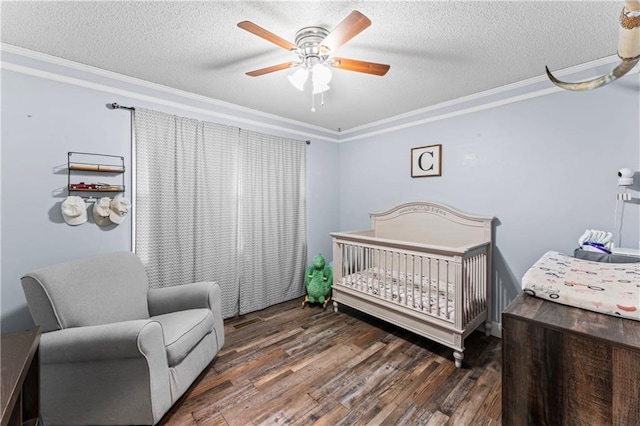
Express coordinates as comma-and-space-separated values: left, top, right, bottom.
333, 300, 339, 313
484, 320, 492, 336
453, 350, 464, 368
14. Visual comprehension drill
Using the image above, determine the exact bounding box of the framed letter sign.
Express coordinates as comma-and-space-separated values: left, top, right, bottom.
411, 144, 442, 177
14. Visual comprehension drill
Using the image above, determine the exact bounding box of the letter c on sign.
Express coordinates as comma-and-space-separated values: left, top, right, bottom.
418, 151, 434, 171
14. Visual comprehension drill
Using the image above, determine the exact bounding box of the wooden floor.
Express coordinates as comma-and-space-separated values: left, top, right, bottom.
159, 298, 502, 426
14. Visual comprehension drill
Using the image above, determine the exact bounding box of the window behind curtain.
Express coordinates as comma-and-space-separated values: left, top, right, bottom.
134, 108, 306, 318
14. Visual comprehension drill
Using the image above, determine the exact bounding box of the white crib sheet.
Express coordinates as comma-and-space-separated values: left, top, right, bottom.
522, 251, 640, 321
341, 267, 455, 319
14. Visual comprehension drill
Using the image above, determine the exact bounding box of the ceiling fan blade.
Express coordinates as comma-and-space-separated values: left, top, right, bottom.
246, 62, 299, 77
237, 21, 297, 51
331, 57, 390, 76
319, 10, 371, 54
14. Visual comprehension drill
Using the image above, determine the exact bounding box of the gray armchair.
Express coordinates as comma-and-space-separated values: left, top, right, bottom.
21, 251, 225, 425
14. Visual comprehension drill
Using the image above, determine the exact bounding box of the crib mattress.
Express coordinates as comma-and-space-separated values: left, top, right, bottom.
522, 251, 640, 321
340, 267, 456, 319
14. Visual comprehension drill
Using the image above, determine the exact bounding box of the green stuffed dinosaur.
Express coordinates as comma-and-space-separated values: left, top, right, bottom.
303, 254, 333, 309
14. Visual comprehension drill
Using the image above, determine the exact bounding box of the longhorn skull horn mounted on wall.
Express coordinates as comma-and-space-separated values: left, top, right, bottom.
546, 0, 640, 91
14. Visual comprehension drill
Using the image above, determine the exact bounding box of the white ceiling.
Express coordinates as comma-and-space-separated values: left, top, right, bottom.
0, 1, 624, 132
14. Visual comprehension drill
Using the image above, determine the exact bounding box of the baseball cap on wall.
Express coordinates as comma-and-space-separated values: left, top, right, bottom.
61, 196, 88, 226
109, 195, 131, 225
92, 197, 112, 227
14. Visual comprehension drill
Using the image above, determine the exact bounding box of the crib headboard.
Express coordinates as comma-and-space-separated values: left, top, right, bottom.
370, 201, 493, 247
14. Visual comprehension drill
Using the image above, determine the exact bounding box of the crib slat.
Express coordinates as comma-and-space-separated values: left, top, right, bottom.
435, 259, 440, 317
366, 247, 370, 294
412, 255, 416, 309
403, 253, 407, 306
476, 255, 479, 319
445, 260, 450, 320
342, 244, 347, 285
418, 255, 423, 310
471, 255, 476, 321
428, 257, 433, 316
471, 255, 477, 320
383, 250, 388, 300
468, 255, 473, 320
472, 255, 476, 319
475, 255, 480, 318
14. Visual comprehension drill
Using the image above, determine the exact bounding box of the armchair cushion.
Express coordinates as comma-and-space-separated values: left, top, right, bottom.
152, 309, 214, 367
148, 281, 225, 351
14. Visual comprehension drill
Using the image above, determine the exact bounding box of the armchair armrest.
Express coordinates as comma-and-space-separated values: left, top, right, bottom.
147, 281, 221, 316
40, 319, 165, 364
38, 319, 173, 425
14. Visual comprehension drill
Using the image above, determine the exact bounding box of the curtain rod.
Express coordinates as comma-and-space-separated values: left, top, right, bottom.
107, 103, 135, 111
108, 102, 310, 145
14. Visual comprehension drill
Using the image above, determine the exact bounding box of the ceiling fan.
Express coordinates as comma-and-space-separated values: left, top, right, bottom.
237, 10, 390, 102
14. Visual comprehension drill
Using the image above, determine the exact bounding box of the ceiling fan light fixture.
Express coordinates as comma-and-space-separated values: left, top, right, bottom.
288, 67, 308, 91
311, 63, 332, 87
312, 83, 330, 94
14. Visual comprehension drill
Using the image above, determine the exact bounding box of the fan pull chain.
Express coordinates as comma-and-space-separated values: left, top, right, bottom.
310, 91, 327, 112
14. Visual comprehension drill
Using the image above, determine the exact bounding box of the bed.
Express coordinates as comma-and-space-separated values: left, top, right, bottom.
331, 201, 494, 368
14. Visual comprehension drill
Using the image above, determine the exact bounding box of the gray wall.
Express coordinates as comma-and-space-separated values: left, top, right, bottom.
2, 70, 133, 332
338, 77, 640, 324
1, 68, 340, 332
2, 50, 637, 333
306, 140, 340, 263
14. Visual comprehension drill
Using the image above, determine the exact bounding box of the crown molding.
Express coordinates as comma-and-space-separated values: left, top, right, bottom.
345, 57, 621, 135
2, 43, 635, 144
339, 55, 637, 143
0, 43, 339, 142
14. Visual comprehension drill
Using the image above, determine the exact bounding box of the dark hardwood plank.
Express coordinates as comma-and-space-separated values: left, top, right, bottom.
447, 368, 499, 425
160, 298, 501, 425
472, 376, 502, 423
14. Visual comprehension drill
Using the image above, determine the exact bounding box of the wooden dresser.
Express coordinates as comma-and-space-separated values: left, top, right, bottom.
1, 328, 40, 426
502, 294, 640, 425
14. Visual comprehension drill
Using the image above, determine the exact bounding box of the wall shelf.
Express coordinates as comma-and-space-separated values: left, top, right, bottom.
67, 152, 125, 199
68, 164, 124, 173
68, 186, 125, 192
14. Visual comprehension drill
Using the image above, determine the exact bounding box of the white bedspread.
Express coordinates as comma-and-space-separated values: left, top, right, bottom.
522, 251, 640, 321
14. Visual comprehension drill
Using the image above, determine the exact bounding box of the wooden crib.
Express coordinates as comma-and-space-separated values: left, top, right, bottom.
331, 201, 494, 367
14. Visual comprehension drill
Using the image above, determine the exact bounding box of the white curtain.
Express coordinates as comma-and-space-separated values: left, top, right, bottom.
134, 108, 306, 318
238, 130, 307, 314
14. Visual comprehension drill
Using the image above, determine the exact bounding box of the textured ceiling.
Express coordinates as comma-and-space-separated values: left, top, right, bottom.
0, 1, 624, 131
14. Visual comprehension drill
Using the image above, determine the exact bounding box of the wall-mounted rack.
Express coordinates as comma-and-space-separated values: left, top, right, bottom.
67, 152, 125, 199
